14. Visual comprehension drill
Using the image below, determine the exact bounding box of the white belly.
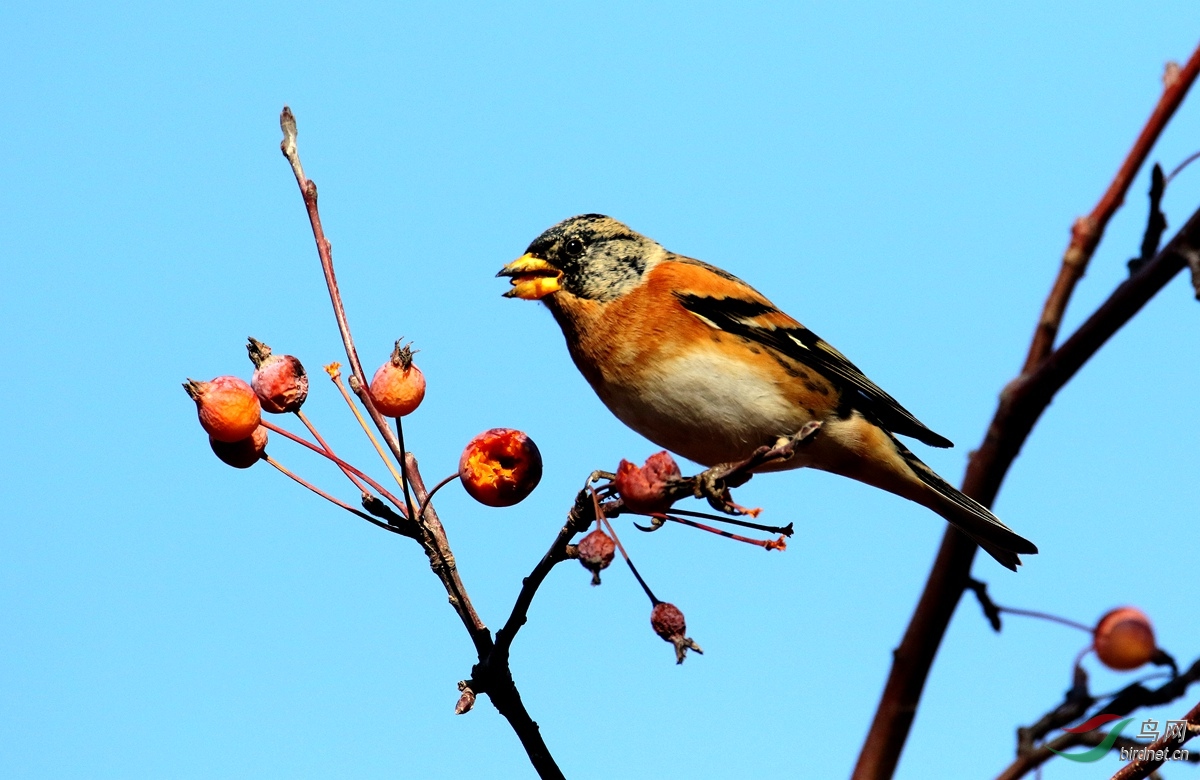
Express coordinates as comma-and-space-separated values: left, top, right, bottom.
595, 346, 811, 467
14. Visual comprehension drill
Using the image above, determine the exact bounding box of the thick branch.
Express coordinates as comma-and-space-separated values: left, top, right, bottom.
1024, 44, 1200, 370
852, 205, 1200, 780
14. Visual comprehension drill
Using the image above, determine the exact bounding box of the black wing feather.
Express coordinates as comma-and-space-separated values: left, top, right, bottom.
676, 292, 953, 448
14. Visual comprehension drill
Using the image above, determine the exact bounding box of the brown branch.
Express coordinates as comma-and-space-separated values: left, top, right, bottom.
997, 658, 1200, 780
279, 108, 572, 778
853, 46, 1200, 776
1023, 43, 1200, 371
1111, 699, 1200, 780
852, 201, 1200, 779
493, 486, 597, 660
278, 106, 488, 653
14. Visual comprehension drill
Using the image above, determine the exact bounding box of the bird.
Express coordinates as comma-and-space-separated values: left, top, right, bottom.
497, 214, 1037, 570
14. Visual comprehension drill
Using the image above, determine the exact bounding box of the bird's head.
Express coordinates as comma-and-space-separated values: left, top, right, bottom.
498, 214, 665, 302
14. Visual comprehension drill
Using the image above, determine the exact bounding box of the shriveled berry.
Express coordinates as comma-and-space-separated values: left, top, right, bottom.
459, 428, 543, 507
369, 340, 426, 417
1094, 607, 1157, 671
184, 376, 262, 442
577, 529, 615, 585
650, 602, 703, 664
614, 451, 682, 513
209, 426, 268, 469
247, 337, 309, 413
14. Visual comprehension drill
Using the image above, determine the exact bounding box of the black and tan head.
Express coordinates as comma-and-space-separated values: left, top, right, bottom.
497, 214, 666, 302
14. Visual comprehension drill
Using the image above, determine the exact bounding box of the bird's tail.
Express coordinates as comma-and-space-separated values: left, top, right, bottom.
902, 451, 1038, 571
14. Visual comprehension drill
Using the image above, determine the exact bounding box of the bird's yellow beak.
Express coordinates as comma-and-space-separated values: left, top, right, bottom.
497, 254, 563, 300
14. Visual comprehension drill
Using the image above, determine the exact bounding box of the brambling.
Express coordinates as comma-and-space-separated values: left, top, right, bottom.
498, 214, 1037, 570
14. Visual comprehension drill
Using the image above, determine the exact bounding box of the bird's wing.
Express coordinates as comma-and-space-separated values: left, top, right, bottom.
668, 258, 953, 448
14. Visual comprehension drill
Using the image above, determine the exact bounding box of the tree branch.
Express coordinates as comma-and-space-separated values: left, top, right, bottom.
997, 658, 1200, 779
1111, 698, 1200, 780
1023, 44, 1200, 371
279, 107, 572, 778
852, 204, 1200, 779
852, 44, 1200, 776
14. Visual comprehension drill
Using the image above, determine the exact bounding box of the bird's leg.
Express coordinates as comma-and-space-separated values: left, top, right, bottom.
692, 421, 823, 515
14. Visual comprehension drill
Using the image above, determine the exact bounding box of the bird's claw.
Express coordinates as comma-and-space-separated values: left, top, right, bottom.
633, 515, 668, 533
691, 421, 823, 516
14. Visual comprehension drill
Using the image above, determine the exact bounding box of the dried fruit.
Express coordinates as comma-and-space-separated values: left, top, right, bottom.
614, 451, 681, 513
650, 602, 703, 664
209, 426, 268, 469
369, 340, 426, 417
184, 376, 262, 443
1094, 607, 1157, 671
459, 428, 542, 507
247, 337, 308, 413
577, 529, 616, 585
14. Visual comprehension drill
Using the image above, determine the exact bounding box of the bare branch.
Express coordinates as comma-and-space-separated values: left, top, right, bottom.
1024, 44, 1200, 370
1110, 698, 1200, 779
854, 202, 1200, 780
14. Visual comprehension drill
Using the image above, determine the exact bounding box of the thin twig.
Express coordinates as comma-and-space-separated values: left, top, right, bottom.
1110, 698, 1200, 779
1023, 45, 1200, 370
601, 517, 658, 604
295, 409, 370, 495
278, 106, 487, 637
995, 658, 1200, 780
259, 419, 408, 514
265, 456, 403, 535
417, 472, 459, 524
325, 362, 407, 493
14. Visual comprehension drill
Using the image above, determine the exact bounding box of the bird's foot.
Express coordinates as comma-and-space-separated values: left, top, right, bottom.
691, 421, 823, 515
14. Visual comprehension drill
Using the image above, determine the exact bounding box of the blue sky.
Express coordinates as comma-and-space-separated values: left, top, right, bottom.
3, 3, 1199, 778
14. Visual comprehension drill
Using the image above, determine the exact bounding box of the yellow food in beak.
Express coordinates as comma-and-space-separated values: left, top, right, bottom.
497, 254, 564, 300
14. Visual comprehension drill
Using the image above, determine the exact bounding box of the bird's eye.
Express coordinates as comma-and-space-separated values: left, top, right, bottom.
563, 237, 585, 258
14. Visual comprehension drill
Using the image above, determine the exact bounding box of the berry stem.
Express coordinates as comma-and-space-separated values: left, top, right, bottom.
259, 419, 407, 514
600, 516, 658, 605
999, 606, 1094, 634
326, 364, 408, 494
661, 507, 793, 537
265, 456, 404, 535
295, 409, 370, 495
394, 417, 417, 521
648, 514, 786, 551
417, 471, 461, 524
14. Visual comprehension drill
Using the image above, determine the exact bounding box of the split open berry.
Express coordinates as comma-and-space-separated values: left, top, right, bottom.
209, 426, 268, 469
459, 428, 542, 507
1094, 607, 1157, 671
369, 340, 426, 417
184, 376, 262, 443
247, 337, 308, 414
577, 529, 616, 586
614, 451, 682, 513
650, 602, 703, 665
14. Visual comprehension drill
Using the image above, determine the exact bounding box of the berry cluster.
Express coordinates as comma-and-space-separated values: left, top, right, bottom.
185, 338, 543, 532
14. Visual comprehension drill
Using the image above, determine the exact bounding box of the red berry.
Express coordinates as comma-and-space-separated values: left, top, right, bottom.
614, 451, 682, 513
209, 426, 268, 469
650, 602, 703, 664
369, 340, 426, 417
1094, 607, 1157, 671
247, 337, 308, 414
577, 529, 615, 585
184, 376, 262, 442
458, 428, 543, 507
